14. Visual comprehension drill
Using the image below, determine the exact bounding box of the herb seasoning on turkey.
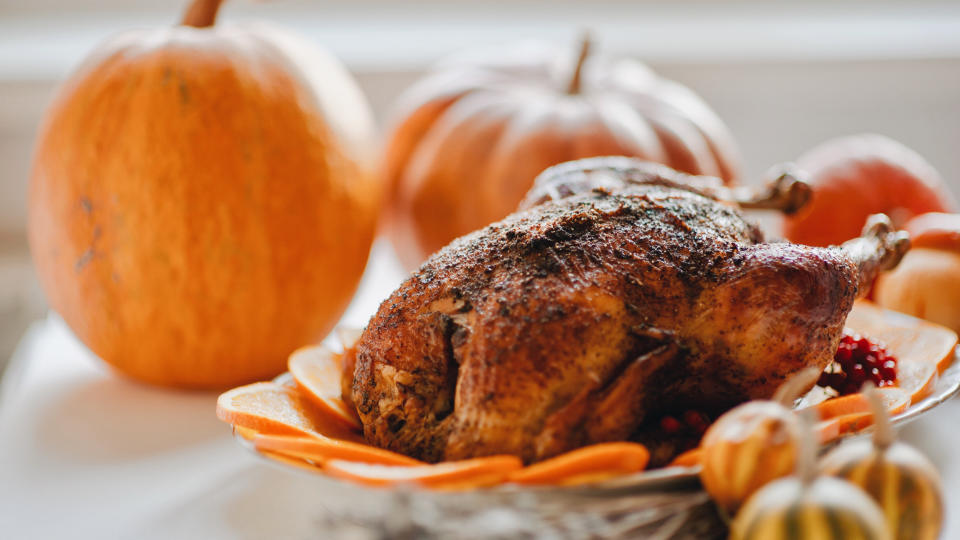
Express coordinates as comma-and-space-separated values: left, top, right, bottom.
348, 157, 909, 465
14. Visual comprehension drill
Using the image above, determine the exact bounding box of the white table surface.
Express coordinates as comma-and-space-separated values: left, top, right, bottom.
2, 240, 960, 539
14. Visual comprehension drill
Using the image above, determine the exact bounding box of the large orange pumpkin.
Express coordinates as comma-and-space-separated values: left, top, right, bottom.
382, 37, 742, 269
28, 0, 380, 389
784, 134, 955, 247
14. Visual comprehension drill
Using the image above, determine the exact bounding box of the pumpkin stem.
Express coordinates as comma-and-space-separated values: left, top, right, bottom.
566, 32, 592, 94
797, 408, 819, 485
772, 367, 821, 406
862, 382, 896, 450
181, 0, 225, 28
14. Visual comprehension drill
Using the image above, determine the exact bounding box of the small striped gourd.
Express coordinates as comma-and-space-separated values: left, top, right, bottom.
730, 408, 891, 540
699, 368, 817, 513
820, 384, 944, 540
730, 475, 891, 540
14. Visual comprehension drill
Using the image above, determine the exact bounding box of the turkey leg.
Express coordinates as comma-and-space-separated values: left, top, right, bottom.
722, 165, 812, 215
521, 157, 812, 215
840, 214, 911, 296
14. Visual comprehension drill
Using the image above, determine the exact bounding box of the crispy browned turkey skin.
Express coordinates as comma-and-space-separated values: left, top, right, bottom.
349, 157, 909, 465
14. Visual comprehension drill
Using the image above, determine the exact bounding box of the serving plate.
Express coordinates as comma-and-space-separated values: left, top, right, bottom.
234, 345, 960, 539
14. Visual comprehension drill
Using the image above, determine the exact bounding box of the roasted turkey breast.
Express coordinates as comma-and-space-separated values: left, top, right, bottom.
349, 157, 909, 464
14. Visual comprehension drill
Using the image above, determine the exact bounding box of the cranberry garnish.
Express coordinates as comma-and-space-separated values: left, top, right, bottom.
661, 416, 682, 434
818, 330, 898, 395
880, 360, 897, 382
683, 410, 709, 434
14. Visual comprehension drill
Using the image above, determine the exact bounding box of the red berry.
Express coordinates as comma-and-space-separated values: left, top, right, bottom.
880, 360, 897, 381
661, 416, 682, 434
823, 334, 898, 396
683, 410, 709, 434
850, 364, 866, 384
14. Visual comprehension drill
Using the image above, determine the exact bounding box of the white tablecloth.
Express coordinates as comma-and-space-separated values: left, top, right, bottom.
2, 242, 960, 539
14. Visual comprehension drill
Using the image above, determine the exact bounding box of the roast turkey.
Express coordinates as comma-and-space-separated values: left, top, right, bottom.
349, 157, 909, 464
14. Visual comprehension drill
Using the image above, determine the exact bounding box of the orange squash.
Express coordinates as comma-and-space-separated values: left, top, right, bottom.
28, 0, 380, 388
381, 36, 741, 269
784, 134, 955, 248
877, 213, 960, 333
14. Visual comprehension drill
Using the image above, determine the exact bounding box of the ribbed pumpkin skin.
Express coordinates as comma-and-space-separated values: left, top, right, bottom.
699, 401, 799, 512
731, 476, 891, 540
382, 41, 741, 269
28, 24, 379, 388
821, 442, 944, 540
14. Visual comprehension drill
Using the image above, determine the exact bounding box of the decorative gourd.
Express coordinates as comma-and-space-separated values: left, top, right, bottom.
820, 384, 944, 540
381, 36, 741, 268
784, 134, 955, 247
28, 0, 380, 388
731, 475, 891, 540
699, 369, 817, 513
731, 411, 891, 540
877, 212, 960, 333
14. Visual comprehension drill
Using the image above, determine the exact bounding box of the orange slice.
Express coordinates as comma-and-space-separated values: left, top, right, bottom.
233, 425, 261, 441
845, 301, 954, 404
824, 412, 875, 438
815, 417, 841, 444
253, 433, 422, 466
323, 455, 523, 490
667, 447, 702, 468
260, 450, 325, 473
508, 443, 650, 486
809, 387, 910, 420
896, 360, 938, 404
288, 345, 361, 431
847, 300, 957, 374
216, 382, 362, 443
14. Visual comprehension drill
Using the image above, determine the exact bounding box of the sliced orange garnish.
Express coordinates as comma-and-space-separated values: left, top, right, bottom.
847, 300, 957, 374
253, 433, 422, 466
844, 301, 954, 405
233, 425, 261, 441
809, 387, 910, 420
288, 345, 361, 431
508, 442, 650, 486
897, 360, 938, 404
667, 447, 702, 468
259, 450, 325, 473
216, 382, 362, 443
816, 407, 904, 444
815, 417, 841, 444
812, 387, 918, 444
830, 411, 874, 435
323, 455, 523, 490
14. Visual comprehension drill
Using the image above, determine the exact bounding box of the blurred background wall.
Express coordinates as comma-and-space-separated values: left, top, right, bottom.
1, 0, 959, 369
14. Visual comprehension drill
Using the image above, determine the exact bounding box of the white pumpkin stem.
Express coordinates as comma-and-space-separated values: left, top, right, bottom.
772, 366, 821, 406
182, 0, 225, 28
566, 32, 592, 94
797, 408, 819, 485
862, 382, 896, 450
